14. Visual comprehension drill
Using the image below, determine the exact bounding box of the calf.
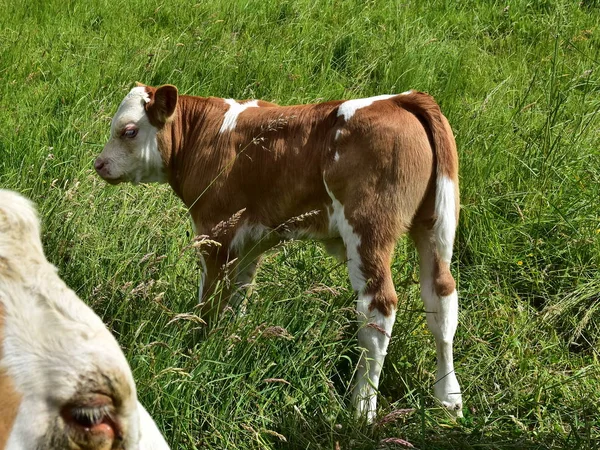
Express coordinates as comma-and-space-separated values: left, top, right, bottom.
95, 84, 463, 420
0, 190, 170, 449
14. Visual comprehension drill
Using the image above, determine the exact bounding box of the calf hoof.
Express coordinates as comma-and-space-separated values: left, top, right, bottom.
434, 373, 463, 418
441, 399, 463, 418
352, 391, 377, 424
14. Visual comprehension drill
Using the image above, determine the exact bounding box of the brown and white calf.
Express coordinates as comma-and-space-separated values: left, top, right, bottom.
0, 190, 170, 449
95, 84, 463, 420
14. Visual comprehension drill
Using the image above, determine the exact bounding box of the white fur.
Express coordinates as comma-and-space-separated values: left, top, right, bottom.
138, 403, 171, 450
336, 91, 412, 123
434, 176, 456, 264
0, 190, 170, 448
334, 151, 340, 162
110, 87, 151, 137
353, 297, 396, 422
229, 256, 261, 311
323, 180, 365, 292
220, 99, 259, 133
415, 228, 462, 416
336, 91, 414, 122
229, 222, 270, 253
337, 95, 396, 121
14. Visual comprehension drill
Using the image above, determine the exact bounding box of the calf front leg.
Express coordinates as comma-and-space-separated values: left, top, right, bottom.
229, 254, 262, 312
197, 247, 234, 326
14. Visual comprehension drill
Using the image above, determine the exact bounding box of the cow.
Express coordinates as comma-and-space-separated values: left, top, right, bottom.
0, 190, 170, 449
94, 84, 463, 421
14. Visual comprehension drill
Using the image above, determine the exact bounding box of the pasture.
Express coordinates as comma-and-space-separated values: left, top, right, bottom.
1, 0, 599, 448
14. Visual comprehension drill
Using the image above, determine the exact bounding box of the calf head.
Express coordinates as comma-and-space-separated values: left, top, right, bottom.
95, 84, 178, 185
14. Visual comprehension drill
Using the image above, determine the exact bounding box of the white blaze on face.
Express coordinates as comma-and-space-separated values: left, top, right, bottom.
97, 87, 167, 184
219, 99, 259, 133
110, 86, 151, 136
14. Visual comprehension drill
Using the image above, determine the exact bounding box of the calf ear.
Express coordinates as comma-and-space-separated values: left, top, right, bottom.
146, 84, 178, 127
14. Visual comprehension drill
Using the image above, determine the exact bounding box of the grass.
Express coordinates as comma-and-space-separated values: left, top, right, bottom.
1, 0, 600, 448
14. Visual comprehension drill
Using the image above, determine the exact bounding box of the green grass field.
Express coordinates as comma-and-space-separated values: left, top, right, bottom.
1, 0, 600, 448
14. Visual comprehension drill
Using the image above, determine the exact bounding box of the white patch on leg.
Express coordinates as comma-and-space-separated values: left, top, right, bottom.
323, 179, 365, 292
334, 151, 340, 162
418, 241, 462, 416
220, 99, 259, 133
337, 94, 400, 121
430, 290, 462, 416
434, 176, 456, 264
323, 177, 395, 421
353, 294, 396, 422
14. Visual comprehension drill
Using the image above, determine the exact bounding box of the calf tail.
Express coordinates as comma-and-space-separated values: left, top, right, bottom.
394, 92, 459, 263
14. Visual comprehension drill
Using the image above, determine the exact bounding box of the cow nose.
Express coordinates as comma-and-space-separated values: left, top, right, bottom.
94, 158, 106, 172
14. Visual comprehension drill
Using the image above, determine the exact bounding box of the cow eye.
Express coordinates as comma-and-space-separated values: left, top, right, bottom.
69, 405, 111, 427
123, 128, 138, 138
62, 400, 119, 447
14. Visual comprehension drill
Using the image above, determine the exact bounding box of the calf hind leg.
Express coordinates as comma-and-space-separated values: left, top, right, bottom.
346, 236, 398, 423
411, 226, 463, 417
325, 180, 400, 422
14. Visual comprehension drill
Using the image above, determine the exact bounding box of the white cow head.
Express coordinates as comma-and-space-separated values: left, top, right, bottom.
0, 190, 170, 449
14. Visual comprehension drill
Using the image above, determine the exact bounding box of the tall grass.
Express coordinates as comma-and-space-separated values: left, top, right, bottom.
1, 0, 599, 448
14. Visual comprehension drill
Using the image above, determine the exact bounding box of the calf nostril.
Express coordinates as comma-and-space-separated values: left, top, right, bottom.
94, 158, 106, 171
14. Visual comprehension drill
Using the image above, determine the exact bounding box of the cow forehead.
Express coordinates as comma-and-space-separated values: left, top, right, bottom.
1, 276, 137, 405
111, 87, 151, 132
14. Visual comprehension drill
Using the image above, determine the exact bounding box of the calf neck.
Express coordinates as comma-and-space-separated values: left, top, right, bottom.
95, 84, 463, 421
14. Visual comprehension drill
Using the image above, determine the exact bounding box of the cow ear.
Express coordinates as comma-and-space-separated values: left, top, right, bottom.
145, 84, 178, 127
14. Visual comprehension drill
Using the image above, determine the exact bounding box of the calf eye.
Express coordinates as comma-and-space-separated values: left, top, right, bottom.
123, 128, 138, 138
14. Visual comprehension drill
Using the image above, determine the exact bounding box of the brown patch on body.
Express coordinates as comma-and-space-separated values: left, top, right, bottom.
0, 303, 22, 449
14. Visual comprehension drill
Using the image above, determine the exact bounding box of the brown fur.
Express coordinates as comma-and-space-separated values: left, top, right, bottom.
0, 304, 22, 449
142, 88, 458, 321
